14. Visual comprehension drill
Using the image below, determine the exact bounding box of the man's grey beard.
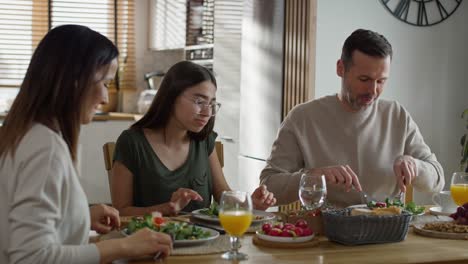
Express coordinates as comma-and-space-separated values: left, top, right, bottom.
343, 89, 366, 111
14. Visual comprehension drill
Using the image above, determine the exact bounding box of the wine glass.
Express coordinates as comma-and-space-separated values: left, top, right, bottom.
299, 173, 327, 210
218, 190, 253, 260
450, 172, 468, 206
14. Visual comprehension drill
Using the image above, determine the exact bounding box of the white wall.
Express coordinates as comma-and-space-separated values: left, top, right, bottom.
79, 121, 133, 204
315, 0, 468, 203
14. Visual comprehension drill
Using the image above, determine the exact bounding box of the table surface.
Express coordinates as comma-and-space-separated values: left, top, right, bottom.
124, 228, 468, 264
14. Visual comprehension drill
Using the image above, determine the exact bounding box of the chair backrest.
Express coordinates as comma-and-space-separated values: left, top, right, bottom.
215, 141, 223, 168
405, 185, 413, 204
279, 200, 302, 213
102, 142, 116, 194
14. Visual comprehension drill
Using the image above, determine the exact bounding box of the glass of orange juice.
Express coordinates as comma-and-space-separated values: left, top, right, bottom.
450, 172, 468, 206
218, 190, 253, 260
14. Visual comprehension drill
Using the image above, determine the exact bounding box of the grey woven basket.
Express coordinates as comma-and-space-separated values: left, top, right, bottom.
322, 208, 411, 245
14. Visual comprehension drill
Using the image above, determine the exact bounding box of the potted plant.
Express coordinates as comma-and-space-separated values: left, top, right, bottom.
461, 109, 468, 173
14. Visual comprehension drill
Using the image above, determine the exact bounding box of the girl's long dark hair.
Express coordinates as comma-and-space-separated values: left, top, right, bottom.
132, 61, 217, 141
0, 25, 118, 162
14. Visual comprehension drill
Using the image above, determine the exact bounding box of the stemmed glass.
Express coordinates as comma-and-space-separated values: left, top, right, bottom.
299, 173, 327, 210
218, 190, 253, 260
450, 172, 468, 206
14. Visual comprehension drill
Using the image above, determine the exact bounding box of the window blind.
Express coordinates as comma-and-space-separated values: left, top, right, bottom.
0, 0, 48, 88
0, 0, 136, 91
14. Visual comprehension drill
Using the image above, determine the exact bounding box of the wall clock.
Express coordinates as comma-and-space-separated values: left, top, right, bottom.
381, 0, 463, 27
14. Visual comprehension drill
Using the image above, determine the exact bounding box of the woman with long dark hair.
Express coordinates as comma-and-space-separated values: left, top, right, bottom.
111, 61, 276, 216
0, 25, 171, 264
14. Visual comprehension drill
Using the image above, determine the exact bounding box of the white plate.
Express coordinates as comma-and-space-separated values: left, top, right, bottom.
255, 230, 314, 243
121, 226, 219, 247
429, 206, 454, 216
347, 204, 425, 216
347, 204, 367, 208
191, 209, 276, 224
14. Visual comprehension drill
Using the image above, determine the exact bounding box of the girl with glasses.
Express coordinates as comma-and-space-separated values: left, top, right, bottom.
111, 61, 276, 216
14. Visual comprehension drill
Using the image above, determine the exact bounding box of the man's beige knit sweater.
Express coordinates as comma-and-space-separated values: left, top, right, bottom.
260, 95, 444, 207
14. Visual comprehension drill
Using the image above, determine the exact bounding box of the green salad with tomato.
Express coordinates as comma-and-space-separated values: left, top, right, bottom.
367, 198, 425, 215
126, 214, 211, 240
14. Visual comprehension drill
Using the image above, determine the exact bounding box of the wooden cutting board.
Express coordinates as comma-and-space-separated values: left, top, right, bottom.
252, 235, 320, 249
413, 223, 468, 240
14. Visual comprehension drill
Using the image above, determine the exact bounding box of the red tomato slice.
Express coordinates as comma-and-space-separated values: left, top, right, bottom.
153, 217, 165, 226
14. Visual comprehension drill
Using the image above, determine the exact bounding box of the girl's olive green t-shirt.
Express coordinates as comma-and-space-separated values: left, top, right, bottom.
113, 129, 217, 212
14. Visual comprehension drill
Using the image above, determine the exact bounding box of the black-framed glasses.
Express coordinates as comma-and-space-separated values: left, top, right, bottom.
184, 96, 221, 116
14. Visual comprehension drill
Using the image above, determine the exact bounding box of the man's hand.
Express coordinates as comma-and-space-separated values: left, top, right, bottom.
393, 155, 418, 192
308, 165, 362, 192
251, 185, 277, 210
90, 204, 120, 234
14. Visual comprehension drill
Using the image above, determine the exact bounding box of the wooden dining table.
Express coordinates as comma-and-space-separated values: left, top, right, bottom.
126, 228, 468, 264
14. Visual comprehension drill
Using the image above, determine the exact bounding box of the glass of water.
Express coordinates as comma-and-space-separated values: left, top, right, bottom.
299, 173, 327, 210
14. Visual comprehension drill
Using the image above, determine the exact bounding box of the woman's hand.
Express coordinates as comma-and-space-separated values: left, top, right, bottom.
89, 204, 120, 234
251, 185, 276, 210
123, 228, 173, 259
166, 188, 203, 215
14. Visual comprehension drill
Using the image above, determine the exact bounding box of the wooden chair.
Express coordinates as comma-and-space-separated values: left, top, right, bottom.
279, 200, 302, 213
405, 185, 413, 204
215, 141, 223, 168
102, 142, 116, 194
102, 141, 224, 193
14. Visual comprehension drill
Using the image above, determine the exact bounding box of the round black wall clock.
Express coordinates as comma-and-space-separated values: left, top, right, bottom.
381, 0, 463, 27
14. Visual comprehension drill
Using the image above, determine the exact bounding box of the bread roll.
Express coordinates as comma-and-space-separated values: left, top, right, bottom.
350, 206, 402, 216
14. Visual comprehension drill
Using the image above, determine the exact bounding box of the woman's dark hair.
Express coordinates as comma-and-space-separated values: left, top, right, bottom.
132, 61, 217, 141
341, 29, 393, 70
0, 24, 119, 162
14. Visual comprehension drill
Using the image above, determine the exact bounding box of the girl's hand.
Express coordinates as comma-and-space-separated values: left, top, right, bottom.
251, 185, 276, 210
167, 188, 203, 215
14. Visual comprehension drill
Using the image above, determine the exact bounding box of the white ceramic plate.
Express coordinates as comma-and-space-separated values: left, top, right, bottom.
429, 206, 454, 216
191, 209, 276, 224
347, 204, 367, 208
347, 204, 425, 216
121, 226, 219, 247
255, 231, 314, 243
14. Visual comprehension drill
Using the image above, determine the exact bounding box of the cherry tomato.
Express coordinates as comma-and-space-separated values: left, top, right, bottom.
153, 217, 165, 226
375, 202, 387, 208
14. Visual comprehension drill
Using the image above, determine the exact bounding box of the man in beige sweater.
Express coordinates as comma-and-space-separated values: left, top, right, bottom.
260, 29, 444, 208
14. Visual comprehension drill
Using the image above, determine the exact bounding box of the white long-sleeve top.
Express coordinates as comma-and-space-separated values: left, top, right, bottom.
260, 95, 444, 207
0, 123, 100, 264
